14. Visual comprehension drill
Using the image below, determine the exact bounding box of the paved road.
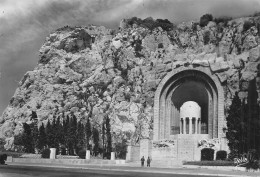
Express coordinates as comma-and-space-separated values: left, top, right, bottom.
0, 165, 219, 177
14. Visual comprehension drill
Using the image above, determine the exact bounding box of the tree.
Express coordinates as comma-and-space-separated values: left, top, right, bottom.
45, 119, 54, 148
30, 121, 39, 153
200, 14, 213, 27
92, 127, 99, 156
37, 123, 46, 151
246, 78, 260, 155
85, 118, 92, 150
59, 113, 65, 147
52, 116, 63, 152
63, 115, 70, 154
227, 79, 260, 159
76, 121, 85, 153
69, 114, 77, 155
106, 116, 112, 159
115, 139, 127, 159
51, 117, 59, 150
239, 99, 247, 154
14, 123, 34, 153
226, 92, 242, 158
31, 111, 38, 121
102, 119, 106, 158
30, 111, 39, 152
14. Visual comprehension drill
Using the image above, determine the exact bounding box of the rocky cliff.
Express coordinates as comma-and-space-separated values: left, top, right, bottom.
1, 16, 260, 149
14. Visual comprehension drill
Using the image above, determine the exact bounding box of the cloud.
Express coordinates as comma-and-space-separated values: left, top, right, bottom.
0, 0, 260, 114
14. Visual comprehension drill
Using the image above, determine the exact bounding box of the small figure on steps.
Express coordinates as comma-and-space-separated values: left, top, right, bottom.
141, 156, 145, 167
147, 156, 151, 167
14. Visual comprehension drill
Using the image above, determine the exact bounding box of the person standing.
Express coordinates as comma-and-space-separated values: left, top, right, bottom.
141, 156, 145, 167
147, 156, 151, 167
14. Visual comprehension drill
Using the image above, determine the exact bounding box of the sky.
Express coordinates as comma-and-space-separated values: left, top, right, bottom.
0, 0, 260, 115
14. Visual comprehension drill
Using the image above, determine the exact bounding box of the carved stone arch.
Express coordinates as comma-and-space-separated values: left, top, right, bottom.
153, 66, 225, 141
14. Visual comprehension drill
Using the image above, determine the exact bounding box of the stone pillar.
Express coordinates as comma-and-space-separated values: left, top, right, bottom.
180, 118, 183, 134
195, 118, 198, 134
183, 118, 186, 134
140, 139, 152, 159
111, 152, 115, 160
199, 119, 201, 134
50, 148, 56, 159
126, 146, 132, 161
86, 150, 90, 160
189, 118, 192, 134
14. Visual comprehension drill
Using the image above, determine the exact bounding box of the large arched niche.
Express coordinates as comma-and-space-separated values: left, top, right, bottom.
153, 66, 225, 141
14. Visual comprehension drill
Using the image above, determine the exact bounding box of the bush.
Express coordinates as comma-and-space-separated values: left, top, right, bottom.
0, 154, 7, 164
214, 16, 232, 26
203, 31, 211, 45
78, 149, 86, 159
216, 150, 227, 160
0, 151, 23, 158
192, 22, 199, 31
41, 148, 50, 159
200, 14, 213, 27
243, 20, 255, 32
245, 149, 260, 170
227, 151, 239, 161
60, 147, 66, 155
126, 17, 174, 31
184, 160, 234, 166
115, 139, 128, 159
155, 19, 174, 31
201, 148, 214, 161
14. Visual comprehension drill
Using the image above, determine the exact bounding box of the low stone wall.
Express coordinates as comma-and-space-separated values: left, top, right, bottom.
17, 154, 80, 159
8, 157, 117, 165
126, 145, 140, 162
115, 160, 125, 164
19, 154, 42, 159
56, 155, 79, 159
152, 147, 176, 159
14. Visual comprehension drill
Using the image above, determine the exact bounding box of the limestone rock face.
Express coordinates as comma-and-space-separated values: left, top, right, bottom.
1, 17, 260, 149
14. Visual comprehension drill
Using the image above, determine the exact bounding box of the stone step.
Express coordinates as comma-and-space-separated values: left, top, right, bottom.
127, 159, 183, 168
151, 159, 183, 168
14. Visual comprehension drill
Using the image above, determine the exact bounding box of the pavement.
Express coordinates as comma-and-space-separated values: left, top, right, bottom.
5, 161, 260, 177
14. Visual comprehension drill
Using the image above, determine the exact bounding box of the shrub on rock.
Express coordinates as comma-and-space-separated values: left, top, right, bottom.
200, 14, 213, 27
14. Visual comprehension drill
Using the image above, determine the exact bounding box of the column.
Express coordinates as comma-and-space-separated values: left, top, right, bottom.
198, 118, 201, 134
180, 118, 183, 134
189, 118, 192, 134
195, 118, 198, 134
140, 139, 152, 159
183, 118, 186, 134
